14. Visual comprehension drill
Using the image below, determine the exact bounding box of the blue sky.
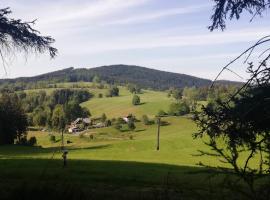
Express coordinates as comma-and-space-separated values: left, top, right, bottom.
1, 0, 270, 81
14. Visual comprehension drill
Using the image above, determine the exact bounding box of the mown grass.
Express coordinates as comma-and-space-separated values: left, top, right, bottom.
82, 88, 173, 118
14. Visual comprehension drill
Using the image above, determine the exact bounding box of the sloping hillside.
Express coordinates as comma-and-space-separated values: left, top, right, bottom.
0, 65, 241, 90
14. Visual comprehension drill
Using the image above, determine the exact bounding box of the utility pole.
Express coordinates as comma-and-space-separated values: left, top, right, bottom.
157, 117, 161, 151
61, 129, 64, 150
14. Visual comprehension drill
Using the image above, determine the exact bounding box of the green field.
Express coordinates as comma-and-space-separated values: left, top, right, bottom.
1, 84, 238, 199
82, 87, 173, 118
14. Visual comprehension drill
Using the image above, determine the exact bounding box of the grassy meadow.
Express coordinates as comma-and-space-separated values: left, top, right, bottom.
1, 83, 238, 199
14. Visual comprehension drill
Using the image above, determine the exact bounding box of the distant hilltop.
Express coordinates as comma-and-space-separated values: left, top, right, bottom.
0, 65, 242, 90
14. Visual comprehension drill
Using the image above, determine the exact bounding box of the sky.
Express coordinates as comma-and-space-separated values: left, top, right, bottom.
1, 0, 270, 81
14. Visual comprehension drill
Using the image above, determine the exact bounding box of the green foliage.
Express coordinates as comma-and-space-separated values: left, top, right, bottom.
101, 113, 107, 123
127, 120, 136, 131
49, 135, 56, 143
114, 123, 122, 130
183, 87, 199, 101
51, 105, 66, 132
105, 119, 112, 127
32, 107, 47, 127
27, 136, 37, 146
114, 117, 125, 130
106, 86, 119, 97
132, 95, 140, 105
0, 93, 28, 145
127, 84, 141, 94
93, 75, 101, 83
168, 101, 190, 116
141, 115, 153, 125
98, 93, 103, 98
155, 118, 170, 126
157, 110, 167, 117
50, 89, 92, 106
168, 88, 183, 100
64, 101, 90, 123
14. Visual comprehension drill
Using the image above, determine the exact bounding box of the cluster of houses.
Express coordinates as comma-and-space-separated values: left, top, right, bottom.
68, 117, 106, 133
68, 114, 134, 133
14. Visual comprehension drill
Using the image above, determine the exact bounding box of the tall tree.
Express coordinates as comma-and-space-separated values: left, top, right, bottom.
51, 104, 66, 132
194, 0, 270, 198
0, 93, 28, 144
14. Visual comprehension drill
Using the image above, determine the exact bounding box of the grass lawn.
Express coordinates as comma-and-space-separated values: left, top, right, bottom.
0, 83, 250, 199
0, 116, 237, 199
82, 87, 173, 118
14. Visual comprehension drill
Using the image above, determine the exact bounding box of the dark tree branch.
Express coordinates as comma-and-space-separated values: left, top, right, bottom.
0, 7, 57, 70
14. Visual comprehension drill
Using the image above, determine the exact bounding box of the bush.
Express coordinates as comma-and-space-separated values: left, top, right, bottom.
28, 136, 37, 146
128, 120, 136, 131
157, 110, 167, 117
168, 101, 190, 116
49, 135, 56, 143
159, 120, 170, 126
114, 123, 122, 130
16, 136, 28, 145
142, 115, 150, 125
106, 86, 119, 97
132, 95, 140, 105
98, 93, 103, 98
155, 118, 170, 126
105, 119, 112, 127
101, 113, 107, 122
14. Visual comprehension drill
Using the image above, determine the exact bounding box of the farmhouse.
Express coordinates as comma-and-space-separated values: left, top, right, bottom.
68, 118, 91, 133
72, 118, 91, 125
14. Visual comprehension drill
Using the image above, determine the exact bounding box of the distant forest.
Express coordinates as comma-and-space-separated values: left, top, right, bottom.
0, 65, 242, 91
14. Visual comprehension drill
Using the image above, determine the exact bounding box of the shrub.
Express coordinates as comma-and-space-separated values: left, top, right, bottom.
28, 136, 37, 146
105, 119, 112, 127
168, 101, 190, 116
155, 118, 170, 126
128, 120, 136, 131
132, 95, 140, 105
98, 93, 103, 98
106, 86, 119, 97
89, 134, 94, 140
101, 113, 107, 122
114, 123, 122, 130
16, 136, 28, 145
142, 115, 150, 125
157, 110, 167, 117
49, 135, 56, 143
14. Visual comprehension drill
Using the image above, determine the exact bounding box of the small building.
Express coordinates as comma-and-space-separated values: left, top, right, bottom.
122, 114, 133, 123
68, 127, 80, 133
72, 118, 91, 126
93, 122, 105, 128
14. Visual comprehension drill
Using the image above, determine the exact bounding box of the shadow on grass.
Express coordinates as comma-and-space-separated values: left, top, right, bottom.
135, 129, 146, 132
0, 158, 238, 200
0, 144, 111, 157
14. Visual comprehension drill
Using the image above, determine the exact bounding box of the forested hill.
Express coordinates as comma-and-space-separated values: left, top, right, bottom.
0, 65, 240, 90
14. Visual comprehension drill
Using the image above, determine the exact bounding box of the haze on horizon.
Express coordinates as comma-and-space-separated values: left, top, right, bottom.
1, 0, 270, 81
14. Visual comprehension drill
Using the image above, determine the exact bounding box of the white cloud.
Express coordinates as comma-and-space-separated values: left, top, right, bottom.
65, 27, 270, 54
106, 4, 211, 25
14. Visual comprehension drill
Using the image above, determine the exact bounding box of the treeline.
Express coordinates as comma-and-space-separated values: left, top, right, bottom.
24, 89, 92, 129
0, 65, 242, 91
157, 85, 239, 117
0, 88, 93, 144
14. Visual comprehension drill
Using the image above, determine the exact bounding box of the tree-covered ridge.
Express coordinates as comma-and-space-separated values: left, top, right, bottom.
0, 65, 242, 91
